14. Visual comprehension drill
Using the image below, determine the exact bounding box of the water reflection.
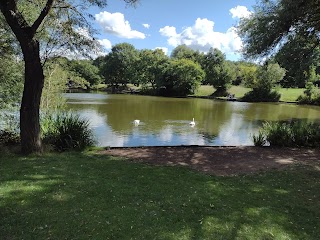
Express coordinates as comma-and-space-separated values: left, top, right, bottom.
65, 93, 320, 147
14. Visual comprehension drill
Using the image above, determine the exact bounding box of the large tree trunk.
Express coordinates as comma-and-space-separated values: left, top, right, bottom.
20, 40, 44, 154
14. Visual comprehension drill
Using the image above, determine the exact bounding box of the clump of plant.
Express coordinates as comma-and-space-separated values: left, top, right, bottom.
252, 130, 267, 146
41, 112, 95, 151
254, 121, 320, 147
263, 122, 293, 146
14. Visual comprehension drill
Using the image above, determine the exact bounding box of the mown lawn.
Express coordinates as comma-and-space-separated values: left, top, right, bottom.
193, 85, 308, 102
1, 150, 319, 240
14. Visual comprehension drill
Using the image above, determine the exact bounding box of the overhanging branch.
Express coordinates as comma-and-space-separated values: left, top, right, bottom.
31, 0, 54, 36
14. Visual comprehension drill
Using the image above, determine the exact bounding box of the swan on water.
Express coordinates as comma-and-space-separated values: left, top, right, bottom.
133, 119, 140, 125
189, 118, 195, 126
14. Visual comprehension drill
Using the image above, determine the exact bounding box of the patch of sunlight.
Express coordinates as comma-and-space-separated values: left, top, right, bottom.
51, 191, 72, 202
201, 216, 235, 239
275, 189, 289, 194
238, 224, 293, 240
250, 187, 263, 193
0, 179, 60, 201
245, 207, 288, 222
159, 228, 192, 240
28, 174, 51, 179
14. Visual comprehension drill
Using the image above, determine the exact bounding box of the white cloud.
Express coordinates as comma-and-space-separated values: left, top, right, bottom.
95, 11, 146, 39
155, 47, 169, 55
98, 39, 112, 50
159, 18, 243, 54
230, 6, 252, 19
142, 23, 150, 29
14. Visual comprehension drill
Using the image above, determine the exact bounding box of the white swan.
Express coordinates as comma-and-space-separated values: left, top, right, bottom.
133, 119, 140, 125
189, 118, 195, 126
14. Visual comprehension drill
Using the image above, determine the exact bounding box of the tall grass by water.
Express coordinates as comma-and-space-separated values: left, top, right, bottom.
1, 151, 319, 239
253, 121, 320, 147
41, 112, 95, 151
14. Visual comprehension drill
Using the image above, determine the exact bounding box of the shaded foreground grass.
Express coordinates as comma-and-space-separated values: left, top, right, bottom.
1, 151, 319, 240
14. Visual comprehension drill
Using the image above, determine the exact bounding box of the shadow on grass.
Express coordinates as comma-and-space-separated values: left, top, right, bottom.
0, 151, 319, 239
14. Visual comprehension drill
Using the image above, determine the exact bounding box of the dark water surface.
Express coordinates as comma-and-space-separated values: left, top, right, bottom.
65, 93, 320, 147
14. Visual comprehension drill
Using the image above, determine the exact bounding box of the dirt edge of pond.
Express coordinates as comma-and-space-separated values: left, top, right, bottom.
98, 146, 320, 176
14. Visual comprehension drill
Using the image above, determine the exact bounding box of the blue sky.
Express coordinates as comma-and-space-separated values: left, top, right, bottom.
90, 0, 257, 60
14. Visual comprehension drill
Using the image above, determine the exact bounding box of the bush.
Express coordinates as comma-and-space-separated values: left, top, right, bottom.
0, 130, 20, 146
41, 112, 95, 151
242, 89, 281, 102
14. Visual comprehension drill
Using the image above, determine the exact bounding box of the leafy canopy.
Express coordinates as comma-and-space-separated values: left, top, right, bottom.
238, 0, 320, 59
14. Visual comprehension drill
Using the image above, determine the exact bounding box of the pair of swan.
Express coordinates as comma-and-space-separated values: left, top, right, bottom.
133, 118, 196, 126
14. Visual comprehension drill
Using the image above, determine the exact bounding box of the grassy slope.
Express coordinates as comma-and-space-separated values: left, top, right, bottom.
1, 151, 319, 240
193, 85, 308, 102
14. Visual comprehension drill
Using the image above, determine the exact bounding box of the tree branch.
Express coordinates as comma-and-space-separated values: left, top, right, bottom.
31, 0, 54, 36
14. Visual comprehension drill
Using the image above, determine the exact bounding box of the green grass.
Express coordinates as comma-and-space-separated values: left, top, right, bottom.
1, 150, 319, 239
278, 88, 306, 102
193, 85, 310, 103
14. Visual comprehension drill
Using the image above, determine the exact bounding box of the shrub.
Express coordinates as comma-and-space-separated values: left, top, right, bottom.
242, 89, 281, 102
41, 112, 95, 151
0, 130, 20, 146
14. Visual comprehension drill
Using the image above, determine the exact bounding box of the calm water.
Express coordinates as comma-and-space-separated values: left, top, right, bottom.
65, 93, 320, 147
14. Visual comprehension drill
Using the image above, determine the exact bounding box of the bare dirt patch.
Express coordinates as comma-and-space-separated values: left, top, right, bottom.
99, 146, 320, 176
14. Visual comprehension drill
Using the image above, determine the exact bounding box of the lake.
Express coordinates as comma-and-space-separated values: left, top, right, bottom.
65, 93, 320, 147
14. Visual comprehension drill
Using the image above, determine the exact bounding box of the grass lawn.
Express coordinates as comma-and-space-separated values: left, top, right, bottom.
1, 150, 319, 239
193, 85, 308, 103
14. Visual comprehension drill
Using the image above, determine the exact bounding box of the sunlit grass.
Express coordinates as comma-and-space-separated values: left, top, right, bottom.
192, 85, 311, 103
1, 150, 319, 239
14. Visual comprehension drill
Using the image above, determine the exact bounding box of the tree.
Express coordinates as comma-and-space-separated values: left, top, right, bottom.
238, 0, 320, 59
157, 59, 204, 96
101, 43, 139, 91
171, 45, 202, 62
0, 0, 138, 154
202, 48, 232, 94
68, 60, 103, 87
136, 49, 169, 89
242, 63, 286, 102
274, 33, 320, 87
237, 63, 258, 88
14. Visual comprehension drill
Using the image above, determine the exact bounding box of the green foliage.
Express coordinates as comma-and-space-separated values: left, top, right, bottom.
257, 121, 320, 147
0, 55, 23, 110
238, 64, 258, 87
263, 122, 294, 147
171, 44, 203, 63
275, 34, 320, 87
41, 112, 95, 151
42, 61, 67, 112
201, 48, 232, 92
296, 81, 320, 105
67, 60, 103, 86
0, 130, 20, 146
136, 49, 169, 89
101, 43, 139, 90
252, 130, 266, 146
157, 59, 205, 96
242, 63, 285, 102
238, 0, 320, 59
